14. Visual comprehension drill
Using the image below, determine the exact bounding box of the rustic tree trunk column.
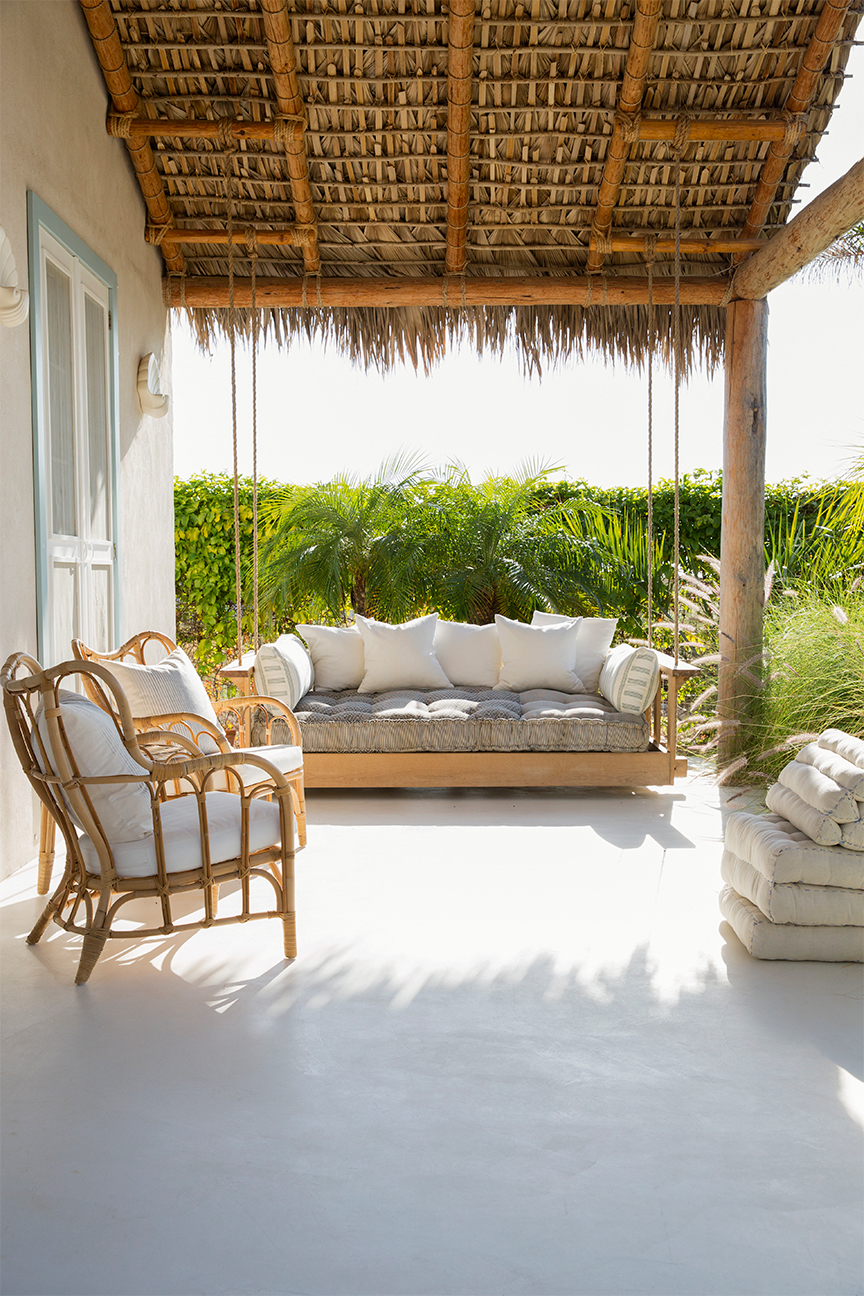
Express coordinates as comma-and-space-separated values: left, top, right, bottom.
719, 298, 768, 765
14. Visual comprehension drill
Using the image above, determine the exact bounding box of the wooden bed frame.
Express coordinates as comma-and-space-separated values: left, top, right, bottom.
218, 653, 698, 789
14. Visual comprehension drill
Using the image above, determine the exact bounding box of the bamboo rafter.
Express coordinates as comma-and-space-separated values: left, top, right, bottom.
445, 0, 476, 276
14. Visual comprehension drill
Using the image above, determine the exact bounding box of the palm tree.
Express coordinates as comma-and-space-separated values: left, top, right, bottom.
419, 465, 603, 624
257, 455, 431, 624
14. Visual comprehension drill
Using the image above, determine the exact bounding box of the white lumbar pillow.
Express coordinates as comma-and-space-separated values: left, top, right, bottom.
433, 620, 502, 688
295, 624, 365, 691
598, 643, 660, 714
531, 611, 617, 693
494, 615, 585, 693
354, 613, 452, 693
36, 690, 153, 845
101, 647, 223, 753
254, 634, 314, 708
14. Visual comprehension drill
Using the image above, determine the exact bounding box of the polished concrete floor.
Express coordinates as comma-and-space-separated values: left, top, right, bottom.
1, 775, 862, 1296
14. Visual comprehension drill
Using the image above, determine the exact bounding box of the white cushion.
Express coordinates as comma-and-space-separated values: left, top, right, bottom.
36, 690, 153, 844
494, 616, 585, 693
841, 819, 864, 851
777, 759, 859, 823
598, 643, 660, 714
764, 783, 842, 846
101, 647, 222, 754
796, 742, 864, 799
724, 812, 864, 888
78, 791, 283, 878
719, 886, 864, 962
721, 849, 864, 926
531, 612, 617, 693
354, 614, 452, 693
433, 621, 502, 688
295, 624, 365, 691
818, 728, 864, 769
254, 635, 314, 708
230, 744, 303, 789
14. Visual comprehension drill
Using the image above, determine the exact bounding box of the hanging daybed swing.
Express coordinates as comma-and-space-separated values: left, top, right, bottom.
216, 145, 699, 790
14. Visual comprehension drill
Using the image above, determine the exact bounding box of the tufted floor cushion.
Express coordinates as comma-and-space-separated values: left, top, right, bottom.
260, 687, 650, 754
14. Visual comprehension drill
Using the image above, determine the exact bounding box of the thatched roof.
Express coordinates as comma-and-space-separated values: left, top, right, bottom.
85, 0, 862, 371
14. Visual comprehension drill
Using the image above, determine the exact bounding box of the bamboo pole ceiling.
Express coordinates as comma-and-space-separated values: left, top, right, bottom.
85, 0, 862, 371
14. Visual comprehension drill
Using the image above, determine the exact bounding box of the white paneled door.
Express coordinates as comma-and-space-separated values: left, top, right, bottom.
36, 227, 115, 665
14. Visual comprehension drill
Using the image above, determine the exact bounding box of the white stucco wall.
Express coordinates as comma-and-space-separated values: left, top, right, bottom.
0, 0, 175, 879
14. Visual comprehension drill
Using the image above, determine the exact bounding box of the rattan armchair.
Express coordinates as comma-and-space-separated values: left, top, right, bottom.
3, 653, 297, 985
33, 631, 306, 897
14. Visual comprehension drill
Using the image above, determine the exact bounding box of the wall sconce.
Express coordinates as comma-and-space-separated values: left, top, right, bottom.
137, 353, 170, 418
0, 226, 30, 328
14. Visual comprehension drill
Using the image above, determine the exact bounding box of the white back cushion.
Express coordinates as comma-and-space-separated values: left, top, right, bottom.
295, 624, 365, 691
598, 643, 660, 714
494, 616, 585, 693
254, 635, 314, 708
355, 614, 452, 693
778, 759, 859, 823
818, 728, 864, 770
796, 742, 864, 799
433, 620, 502, 688
102, 647, 222, 753
36, 690, 153, 844
531, 612, 617, 693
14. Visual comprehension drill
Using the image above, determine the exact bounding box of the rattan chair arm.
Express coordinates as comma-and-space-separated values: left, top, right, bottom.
213, 695, 303, 748
133, 711, 232, 751
149, 746, 292, 790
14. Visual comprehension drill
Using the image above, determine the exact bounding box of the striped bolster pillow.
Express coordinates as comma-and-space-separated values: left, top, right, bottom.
254, 635, 315, 710
598, 644, 660, 714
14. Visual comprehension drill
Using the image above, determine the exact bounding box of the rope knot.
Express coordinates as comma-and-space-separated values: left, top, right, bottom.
146, 223, 172, 246
245, 227, 258, 258
615, 109, 642, 145
273, 113, 307, 147
671, 112, 692, 159
107, 111, 136, 138
781, 110, 808, 149
216, 117, 239, 151
590, 220, 613, 256
643, 232, 658, 265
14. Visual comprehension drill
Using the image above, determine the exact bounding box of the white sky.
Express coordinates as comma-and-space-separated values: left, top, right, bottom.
171, 46, 864, 489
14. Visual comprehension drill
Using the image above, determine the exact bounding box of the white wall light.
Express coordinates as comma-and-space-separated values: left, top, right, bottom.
0, 226, 30, 327
137, 352, 170, 418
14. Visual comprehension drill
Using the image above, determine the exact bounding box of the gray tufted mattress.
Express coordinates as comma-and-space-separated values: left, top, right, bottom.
258, 687, 650, 754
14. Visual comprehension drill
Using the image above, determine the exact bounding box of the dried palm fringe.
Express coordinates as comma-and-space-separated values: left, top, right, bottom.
180, 302, 725, 377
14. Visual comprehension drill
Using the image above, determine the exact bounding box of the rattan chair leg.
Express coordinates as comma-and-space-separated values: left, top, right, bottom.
75, 927, 110, 985
37, 807, 56, 895
27, 873, 71, 945
210, 883, 220, 914
282, 912, 297, 959
290, 779, 307, 849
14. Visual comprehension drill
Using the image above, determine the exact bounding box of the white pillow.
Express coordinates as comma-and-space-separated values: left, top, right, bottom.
254, 635, 314, 708
598, 643, 660, 714
777, 759, 859, 824
101, 647, 222, 753
765, 783, 842, 847
433, 621, 502, 688
796, 742, 864, 799
36, 690, 153, 845
818, 728, 864, 770
532, 611, 617, 694
354, 614, 452, 693
295, 624, 365, 691
494, 615, 585, 693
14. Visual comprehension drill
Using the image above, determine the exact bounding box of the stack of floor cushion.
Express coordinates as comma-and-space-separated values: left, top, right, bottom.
720, 729, 864, 961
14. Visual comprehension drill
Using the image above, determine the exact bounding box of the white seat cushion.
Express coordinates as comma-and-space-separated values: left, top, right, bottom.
721, 849, 864, 926
432, 620, 502, 688
355, 614, 452, 693
79, 791, 283, 878
724, 812, 864, 888
295, 624, 365, 691
777, 759, 859, 823
818, 728, 864, 770
796, 741, 864, 798
36, 691, 153, 843
719, 886, 864, 962
231, 744, 303, 788
254, 636, 314, 709
495, 616, 584, 693
101, 647, 223, 754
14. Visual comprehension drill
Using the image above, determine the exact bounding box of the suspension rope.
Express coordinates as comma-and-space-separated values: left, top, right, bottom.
249, 231, 260, 652
221, 134, 243, 669
645, 234, 657, 650
671, 124, 685, 665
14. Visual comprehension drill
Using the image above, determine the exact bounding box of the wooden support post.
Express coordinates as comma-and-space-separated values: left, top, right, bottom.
258, 0, 321, 275
79, 0, 184, 273
733, 156, 864, 299
445, 0, 476, 276
587, 0, 662, 273
167, 274, 729, 309
738, 0, 854, 248
718, 298, 769, 766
